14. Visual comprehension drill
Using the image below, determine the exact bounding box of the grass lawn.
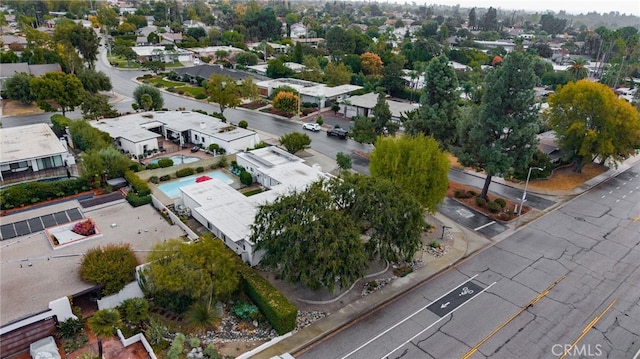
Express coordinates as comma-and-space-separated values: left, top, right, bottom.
109, 56, 141, 69
144, 77, 207, 98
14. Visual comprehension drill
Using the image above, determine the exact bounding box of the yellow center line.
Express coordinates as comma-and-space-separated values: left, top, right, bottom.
633, 214, 640, 222
558, 299, 617, 359
462, 275, 566, 359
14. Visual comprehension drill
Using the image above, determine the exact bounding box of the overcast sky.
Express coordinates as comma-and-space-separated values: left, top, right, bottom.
417, 0, 640, 16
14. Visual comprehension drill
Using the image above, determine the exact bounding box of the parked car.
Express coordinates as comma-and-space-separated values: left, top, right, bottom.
302, 123, 321, 132
191, 144, 202, 152
327, 128, 348, 139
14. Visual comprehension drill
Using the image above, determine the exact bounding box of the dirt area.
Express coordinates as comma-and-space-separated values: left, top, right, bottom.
527, 162, 608, 191
447, 181, 526, 220
2, 99, 44, 116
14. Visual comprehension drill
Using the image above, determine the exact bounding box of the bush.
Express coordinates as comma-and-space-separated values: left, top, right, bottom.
239, 171, 253, 186
57, 317, 85, 339
233, 302, 259, 321
159, 175, 171, 181
195, 93, 207, 100
238, 264, 297, 335
149, 176, 159, 184
124, 171, 151, 196
217, 156, 228, 168
157, 158, 174, 168
129, 163, 142, 172
80, 243, 138, 295
208, 143, 220, 152
0, 178, 89, 210
475, 196, 487, 207
494, 198, 506, 208
146, 163, 160, 170
238, 120, 248, 129
176, 167, 195, 177
196, 166, 205, 173
467, 190, 477, 197
301, 108, 315, 116
454, 189, 468, 198
488, 201, 502, 213
126, 193, 152, 207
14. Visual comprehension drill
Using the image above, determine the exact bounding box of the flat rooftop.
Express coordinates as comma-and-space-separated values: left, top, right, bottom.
0, 201, 185, 327
0, 124, 67, 163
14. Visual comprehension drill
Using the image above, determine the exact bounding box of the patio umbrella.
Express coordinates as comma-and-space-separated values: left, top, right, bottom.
195, 175, 212, 183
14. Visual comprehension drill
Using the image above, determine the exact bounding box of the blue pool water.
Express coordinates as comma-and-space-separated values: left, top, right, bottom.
148, 155, 200, 166
157, 170, 234, 198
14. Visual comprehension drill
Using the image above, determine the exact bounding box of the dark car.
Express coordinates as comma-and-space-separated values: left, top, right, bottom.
327, 128, 348, 139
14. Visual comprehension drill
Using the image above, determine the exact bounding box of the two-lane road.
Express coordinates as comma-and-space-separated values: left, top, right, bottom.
297, 163, 640, 359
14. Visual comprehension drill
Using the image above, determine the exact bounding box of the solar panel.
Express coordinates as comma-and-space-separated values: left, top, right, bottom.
66, 208, 83, 221
28, 218, 44, 232
53, 211, 69, 224
41, 214, 57, 227
14, 220, 30, 236
0, 224, 17, 240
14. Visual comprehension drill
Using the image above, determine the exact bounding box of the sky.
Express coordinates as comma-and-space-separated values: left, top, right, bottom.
416, 0, 640, 16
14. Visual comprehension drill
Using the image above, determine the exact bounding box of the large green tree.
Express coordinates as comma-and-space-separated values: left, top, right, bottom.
88, 308, 121, 358
458, 51, 540, 199
206, 74, 258, 114
3, 72, 36, 104
324, 62, 352, 87
30, 72, 85, 116
406, 55, 460, 149
251, 174, 427, 292
143, 237, 240, 305
80, 244, 138, 295
133, 85, 164, 110
80, 93, 118, 121
369, 134, 450, 213
76, 68, 112, 93
546, 80, 640, 172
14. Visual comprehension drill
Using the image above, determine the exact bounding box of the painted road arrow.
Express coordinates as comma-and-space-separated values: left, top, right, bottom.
428, 280, 485, 317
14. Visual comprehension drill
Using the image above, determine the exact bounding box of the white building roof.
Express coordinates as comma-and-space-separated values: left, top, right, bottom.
346, 92, 419, 118
0, 124, 67, 163
187, 46, 245, 54
90, 111, 257, 144
255, 78, 362, 99
181, 146, 329, 245
131, 46, 192, 57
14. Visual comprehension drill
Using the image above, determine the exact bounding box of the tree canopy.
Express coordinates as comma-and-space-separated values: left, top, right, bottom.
79, 243, 139, 296
279, 132, 311, 154
369, 134, 450, 213
458, 51, 539, 198
4, 72, 36, 104
30, 72, 85, 116
206, 74, 258, 114
251, 174, 426, 292
142, 237, 240, 308
546, 80, 640, 172
133, 85, 164, 110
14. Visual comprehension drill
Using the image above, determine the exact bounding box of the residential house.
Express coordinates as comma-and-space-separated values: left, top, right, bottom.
131, 46, 193, 63
90, 111, 261, 158
187, 45, 245, 61
292, 37, 324, 48
0, 124, 76, 183
172, 64, 254, 83
255, 78, 362, 107
159, 32, 183, 45
340, 92, 419, 123
0, 63, 61, 93
178, 146, 329, 265
289, 23, 307, 39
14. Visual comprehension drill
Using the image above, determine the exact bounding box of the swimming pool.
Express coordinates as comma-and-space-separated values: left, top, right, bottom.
157, 170, 234, 198
148, 155, 200, 166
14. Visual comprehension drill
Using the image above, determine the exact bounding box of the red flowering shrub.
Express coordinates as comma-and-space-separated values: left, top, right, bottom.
72, 219, 96, 236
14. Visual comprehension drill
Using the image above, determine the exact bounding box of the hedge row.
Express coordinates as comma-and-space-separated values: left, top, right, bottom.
124, 171, 151, 196
0, 178, 90, 210
126, 193, 152, 207
238, 265, 297, 335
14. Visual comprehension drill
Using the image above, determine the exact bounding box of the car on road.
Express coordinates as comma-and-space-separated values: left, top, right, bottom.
302, 123, 321, 132
327, 128, 349, 139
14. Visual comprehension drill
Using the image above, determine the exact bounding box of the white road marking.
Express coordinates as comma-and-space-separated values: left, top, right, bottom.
475, 221, 496, 231
340, 275, 479, 359
379, 282, 497, 359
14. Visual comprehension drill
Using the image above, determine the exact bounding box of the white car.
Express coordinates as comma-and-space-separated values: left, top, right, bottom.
302, 123, 321, 132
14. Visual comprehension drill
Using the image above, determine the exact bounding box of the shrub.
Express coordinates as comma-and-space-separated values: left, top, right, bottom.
129, 163, 142, 172
233, 302, 259, 321
195, 93, 207, 100
157, 158, 174, 168
494, 198, 506, 208
57, 317, 85, 339
177, 89, 184, 95
239, 171, 253, 186
238, 120, 248, 129
488, 201, 502, 213
208, 143, 220, 152
196, 166, 205, 173
80, 244, 138, 295
217, 156, 228, 168
467, 190, 477, 197
149, 176, 159, 184
454, 189, 468, 198
159, 175, 171, 181
238, 264, 297, 335
316, 116, 324, 126
301, 108, 315, 116
428, 240, 441, 248
126, 193, 152, 207
124, 171, 151, 196
146, 163, 160, 170
166, 87, 176, 93
176, 167, 196, 177
475, 196, 487, 207
72, 219, 96, 236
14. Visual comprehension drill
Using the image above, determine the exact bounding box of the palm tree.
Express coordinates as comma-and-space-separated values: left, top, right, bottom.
88, 308, 121, 358
568, 58, 589, 80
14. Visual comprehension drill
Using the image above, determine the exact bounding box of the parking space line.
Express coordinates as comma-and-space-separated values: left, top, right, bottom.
474, 221, 495, 231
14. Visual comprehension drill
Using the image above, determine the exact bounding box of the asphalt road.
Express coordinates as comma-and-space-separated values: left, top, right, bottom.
298, 163, 640, 359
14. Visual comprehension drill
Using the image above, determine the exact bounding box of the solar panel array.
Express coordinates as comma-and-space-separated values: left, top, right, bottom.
0, 208, 83, 240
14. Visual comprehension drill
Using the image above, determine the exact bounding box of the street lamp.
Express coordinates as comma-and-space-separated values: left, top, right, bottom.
518, 167, 544, 216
